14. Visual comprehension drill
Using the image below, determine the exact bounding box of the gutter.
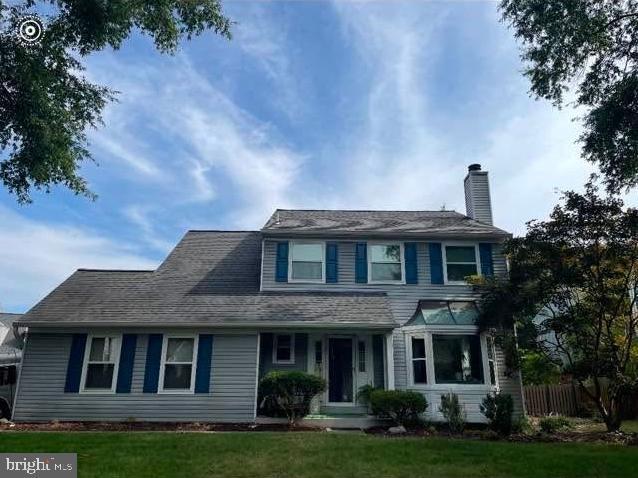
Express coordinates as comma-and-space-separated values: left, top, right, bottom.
15, 320, 399, 330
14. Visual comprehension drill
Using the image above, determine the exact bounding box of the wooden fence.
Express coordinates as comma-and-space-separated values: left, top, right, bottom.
524, 383, 638, 418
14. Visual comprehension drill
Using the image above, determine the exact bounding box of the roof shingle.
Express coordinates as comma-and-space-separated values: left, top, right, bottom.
19, 231, 396, 328
262, 209, 510, 238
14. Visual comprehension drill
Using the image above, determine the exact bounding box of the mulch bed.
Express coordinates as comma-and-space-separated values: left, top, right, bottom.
364, 425, 638, 446
2, 420, 636, 445
0, 421, 318, 433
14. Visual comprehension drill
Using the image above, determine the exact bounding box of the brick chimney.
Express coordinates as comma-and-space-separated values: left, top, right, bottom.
464, 164, 493, 225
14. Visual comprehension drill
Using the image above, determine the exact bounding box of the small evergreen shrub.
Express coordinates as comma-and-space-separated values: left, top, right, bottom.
370, 390, 428, 426
357, 384, 379, 407
259, 371, 326, 425
439, 393, 466, 434
480, 392, 514, 435
539, 416, 572, 434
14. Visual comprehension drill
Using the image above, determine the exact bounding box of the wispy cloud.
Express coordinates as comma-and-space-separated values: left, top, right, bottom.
0, 206, 157, 312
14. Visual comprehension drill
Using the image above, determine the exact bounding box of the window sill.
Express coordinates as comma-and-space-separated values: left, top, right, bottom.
288, 279, 325, 284
79, 389, 116, 395
157, 390, 196, 395
368, 280, 406, 285
273, 361, 296, 365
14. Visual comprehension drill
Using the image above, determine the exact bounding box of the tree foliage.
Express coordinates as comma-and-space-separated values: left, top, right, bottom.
0, 1, 231, 203
474, 181, 638, 431
500, 0, 638, 192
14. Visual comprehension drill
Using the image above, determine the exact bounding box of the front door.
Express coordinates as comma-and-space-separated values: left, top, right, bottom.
328, 337, 354, 404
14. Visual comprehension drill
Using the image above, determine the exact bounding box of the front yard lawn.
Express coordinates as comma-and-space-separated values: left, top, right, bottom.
1, 432, 636, 478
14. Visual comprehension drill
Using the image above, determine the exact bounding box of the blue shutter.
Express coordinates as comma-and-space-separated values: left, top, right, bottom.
195, 335, 214, 394
275, 242, 289, 282
404, 242, 418, 284
429, 243, 444, 284
116, 334, 137, 393
143, 334, 163, 393
479, 243, 494, 277
64, 333, 87, 393
355, 242, 368, 283
326, 242, 338, 283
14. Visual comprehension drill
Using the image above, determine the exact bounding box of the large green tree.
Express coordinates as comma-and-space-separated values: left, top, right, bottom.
474, 181, 638, 431
0, 1, 231, 203
500, 0, 638, 192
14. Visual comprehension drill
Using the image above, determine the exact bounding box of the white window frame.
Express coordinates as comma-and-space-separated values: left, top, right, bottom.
158, 334, 199, 394
442, 242, 481, 285
404, 327, 495, 390
272, 333, 295, 365
367, 242, 405, 284
288, 241, 326, 283
486, 335, 500, 389
80, 334, 122, 394
406, 333, 428, 385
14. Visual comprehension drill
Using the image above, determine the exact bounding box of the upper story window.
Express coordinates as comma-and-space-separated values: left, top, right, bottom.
289, 242, 324, 282
160, 336, 197, 393
369, 243, 403, 282
81, 335, 120, 392
443, 244, 479, 283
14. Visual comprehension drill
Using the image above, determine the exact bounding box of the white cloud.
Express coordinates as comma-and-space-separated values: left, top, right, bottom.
0, 206, 157, 313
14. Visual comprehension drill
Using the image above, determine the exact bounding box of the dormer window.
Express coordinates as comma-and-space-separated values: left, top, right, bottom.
289, 242, 324, 282
369, 243, 403, 283
443, 244, 479, 284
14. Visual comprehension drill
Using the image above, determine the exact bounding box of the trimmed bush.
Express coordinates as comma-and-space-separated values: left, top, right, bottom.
259, 371, 326, 425
370, 390, 428, 426
439, 393, 466, 434
480, 392, 514, 435
539, 416, 572, 434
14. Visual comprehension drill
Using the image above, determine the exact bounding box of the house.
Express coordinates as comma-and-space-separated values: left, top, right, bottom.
0, 313, 23, 417
12, 164, 524, 424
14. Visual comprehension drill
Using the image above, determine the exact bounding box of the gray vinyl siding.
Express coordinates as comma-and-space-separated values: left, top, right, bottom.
13, 329, 258, 422
258, 333, 308, 379
262, 238, 523, 418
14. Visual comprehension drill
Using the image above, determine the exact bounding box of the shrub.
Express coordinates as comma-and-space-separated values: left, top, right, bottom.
370, 390, 428, 426
539, 416, 572, 434
480, 392, 514, 435
259, 371, 326, 425
357, 384, 379, 406
439, 393, 466, 434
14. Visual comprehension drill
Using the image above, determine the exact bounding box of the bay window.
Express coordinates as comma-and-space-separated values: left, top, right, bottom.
406, 331, 492, 387
432, 334, 484, 384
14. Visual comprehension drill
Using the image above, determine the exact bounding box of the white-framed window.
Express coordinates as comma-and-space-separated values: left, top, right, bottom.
409, 335, 427, 384
432, 334, 484, 384
486, 335, 498, 387
442, 243, 480, 284
273, 334, 295, 364
159, 335, 198, 393
289, 241, 325, 282
405, 329, 491, 387
358, 341, 367, 373
368, 243, 404, 283
80, 335, 121, 393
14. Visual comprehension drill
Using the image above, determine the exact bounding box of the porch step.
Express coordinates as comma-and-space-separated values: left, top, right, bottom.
320, 406, 368, 416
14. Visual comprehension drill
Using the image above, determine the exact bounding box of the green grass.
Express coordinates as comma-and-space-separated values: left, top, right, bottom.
1, 432, 636, 478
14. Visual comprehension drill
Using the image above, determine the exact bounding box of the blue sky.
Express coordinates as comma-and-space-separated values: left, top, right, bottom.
2, 0, 636, 312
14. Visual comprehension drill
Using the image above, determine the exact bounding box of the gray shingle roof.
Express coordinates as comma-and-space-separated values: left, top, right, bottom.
19, 231, 396, 329
262, 209, 510, 238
